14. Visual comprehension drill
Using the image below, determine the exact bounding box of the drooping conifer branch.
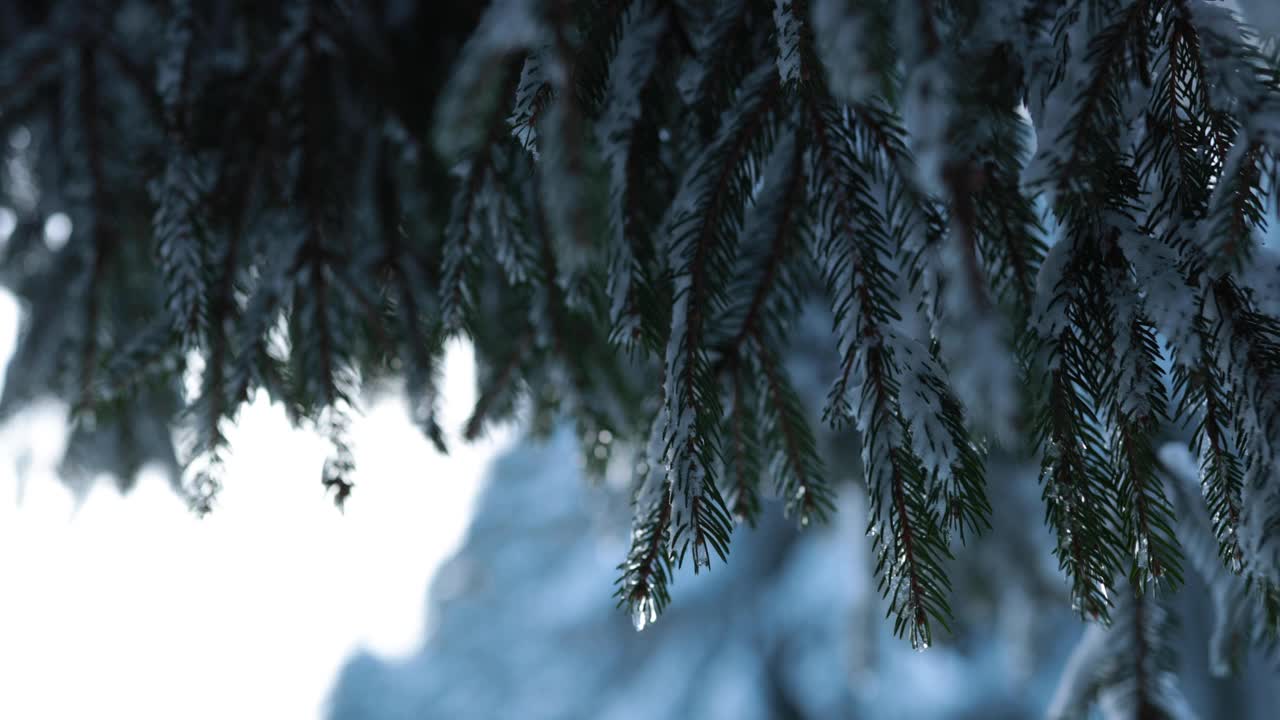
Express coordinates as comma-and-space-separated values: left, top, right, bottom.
661, 61, 780, 572
375, 147, 448, 452
1035, 238, 1125, 620
154, 0, 207, 349
441, 62, 525, 333
1106, 275, 1183, 589
1048, 584, 1193, 718
74, 41, 112, 416
722, 362, 763, 525
9, 0, 1280, 670
616, 483, 674, 631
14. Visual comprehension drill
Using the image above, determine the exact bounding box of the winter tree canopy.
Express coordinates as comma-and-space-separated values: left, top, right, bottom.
3, 0, 1280, 713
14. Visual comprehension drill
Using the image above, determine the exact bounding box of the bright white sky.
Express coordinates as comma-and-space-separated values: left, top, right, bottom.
0, 289, 511, 719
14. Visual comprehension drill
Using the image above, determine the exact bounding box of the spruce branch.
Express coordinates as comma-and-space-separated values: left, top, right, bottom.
440, 62, 525, 333
370, 144, 449, 452
1160, 441, 1280, 673
532, 40, 595, 283
1047, 586, 1193, 719
1108, 295, 1184, 589
722, 361, 764, 526
11, 0, 1280, 660
753, 332, 833, 526
1182, 326, 1248, 572
464, 326, 535, 442
616, 483, 675, 631
153, 1, 209, 349
597, 3, 669, 344
712, 126, 808, 370
72, 40, 114, 418
661, 61, 781, 573
1035, 241, 1126, 620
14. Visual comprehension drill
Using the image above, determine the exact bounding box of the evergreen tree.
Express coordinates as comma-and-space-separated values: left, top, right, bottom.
3, 0, 1280, 713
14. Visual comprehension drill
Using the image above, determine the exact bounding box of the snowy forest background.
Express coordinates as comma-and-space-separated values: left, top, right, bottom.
328, 420, 1280, 720
321, 245, 1280, 720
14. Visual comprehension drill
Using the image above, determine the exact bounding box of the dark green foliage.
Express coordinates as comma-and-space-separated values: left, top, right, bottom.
2, 0, 1280, 680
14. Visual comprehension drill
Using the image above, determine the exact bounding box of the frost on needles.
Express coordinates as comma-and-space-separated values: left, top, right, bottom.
3, 0, 1280, 711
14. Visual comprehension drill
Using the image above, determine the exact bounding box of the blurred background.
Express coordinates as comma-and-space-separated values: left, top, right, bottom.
0, 284, 511, 718
323, 414, 1280, 720
1, 0, 1279, 713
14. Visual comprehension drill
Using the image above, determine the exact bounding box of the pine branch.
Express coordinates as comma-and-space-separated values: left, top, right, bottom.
573, 0, 642, 118
722, 361, 763, 526
74, 42, 113, 416
1036, 241, 1125, 620
804, 101, 894, 425
753, 332, 833, 525
616, 483, 674, 631
876, 439, 953, 650
153, 1, 208, 348
464, 327, 535, 441
797, 51, 961, 642
432, 0, 544, 162
440, 63, 525, 333
1048, 586, 1193, 719
1028, 0, 1148, 214
376, 150, 448, 453
715, 130, 807, 366
921, 368, 991, 542
320, 404, 356, 510
1206, 277, 1280, 575
1159, 441, 1280, 675
12, 0, 1280, 660
677, 0, 760, 125
189, 217, 243, 477
290, 18, 355, 425
507, 0, 602, 286
225, 233, 297, 417
1184, 332, 1247, 571
509, 50, 557, 155
661, 61, 781, 573
597, 3, 669, 346
1108, 296, 1184, 589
